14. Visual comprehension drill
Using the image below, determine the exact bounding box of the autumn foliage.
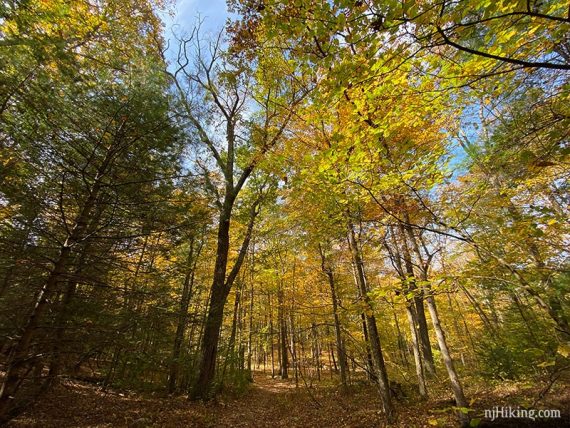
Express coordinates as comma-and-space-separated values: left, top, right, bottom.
1, 0, 569, 426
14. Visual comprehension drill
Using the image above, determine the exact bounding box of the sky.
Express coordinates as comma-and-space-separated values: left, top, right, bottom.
160, 0, 231, 41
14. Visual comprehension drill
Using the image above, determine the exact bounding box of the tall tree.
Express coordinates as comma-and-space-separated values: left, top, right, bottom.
164, 27, 308, 398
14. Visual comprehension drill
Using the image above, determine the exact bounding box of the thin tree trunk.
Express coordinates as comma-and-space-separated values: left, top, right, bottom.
168, 236, 202, 393
415, 298, 436, 375
406, 303, 427, 397
425, 293, 469, 426
511, 292, 540, 346
319, 246, 348, 390
452, 294, 477, 354
347, 220, 395, 423
391, 301, 408, 367
360, 313, 375, 381
311, 323, 321, 381
330, 280, 348, 389
268, 293, 275, 378
229, 282, 243, 358
460, 285, 497, 333
278, 285, 288, 379
399, 222, 436, 376
328, 344, 334, 378
352, 263, 376, 382
290, 314, 298, 387
247, 243, 255, 380
47, 201, 106, 387
46, 236, 96, 386
386, 227, 427, 396
330, 342, 338, 372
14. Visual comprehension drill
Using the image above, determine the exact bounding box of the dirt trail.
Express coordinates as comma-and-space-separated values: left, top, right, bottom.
8, 373, 570, 427
8, 373, 383, 428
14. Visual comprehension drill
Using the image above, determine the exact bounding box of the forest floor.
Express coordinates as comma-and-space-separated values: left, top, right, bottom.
7, 371, 570, 427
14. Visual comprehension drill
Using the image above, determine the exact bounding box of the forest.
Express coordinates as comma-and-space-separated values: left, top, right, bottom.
0, 0, 569, 427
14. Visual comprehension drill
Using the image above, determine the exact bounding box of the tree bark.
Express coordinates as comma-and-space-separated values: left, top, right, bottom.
190, 196, 234, 399
425, 293, 469, 426
405, 303, 427, 397
390, 300, 408, 367
385, 226, 427, 396
319, 245, 348, 390
168, 235, 202, 393
399, 222, 436, 376
222, 278, 243, 380
0, 176, 104, 422
347, 220, 395, 423
268, 293, 275, 378
191, 195, 258, 399
278, 284, 289, 379
247, 244, 255, 380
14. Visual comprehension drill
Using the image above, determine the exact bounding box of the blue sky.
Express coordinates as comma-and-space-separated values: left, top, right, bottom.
160, 0, 230, 39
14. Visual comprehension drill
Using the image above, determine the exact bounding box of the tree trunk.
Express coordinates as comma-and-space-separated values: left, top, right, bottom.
425, 293, 469, 426
319, 247, 348, 390
386, 226, 428, 397
460, 285, 497, 333
47, 240, 94, 385
352, 262, 376, 382
0, 177, 103, 422
190, 187, 260, 399
360, 313, 375, 381
415, 298, 436, 375
47, 201, 106, 387
222, 279, 243, 381
278, 285, 288, 379
190, 203, 232, 399
347, 220, 395, 423
168, 236, 201, 393
311, 323, 319, 380
391, 301, 408, 367
247, 244, 255, 380
290, 314, 298, 387
268, 293, 275, 378
191, 279, 230, 399
405, 303, 427, 397
399, 222, 436, 376
191, 196, 258, 399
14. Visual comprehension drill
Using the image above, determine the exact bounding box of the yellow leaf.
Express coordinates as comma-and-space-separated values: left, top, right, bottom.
558, 343, 570, 358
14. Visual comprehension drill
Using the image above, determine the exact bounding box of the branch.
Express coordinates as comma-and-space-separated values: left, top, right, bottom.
454, 10, 570, 26
224, 199, 261, 289
197, 160, 222, 210
436, 26, 570, 70
166, 71, 227, 176
349, 179, 472, 243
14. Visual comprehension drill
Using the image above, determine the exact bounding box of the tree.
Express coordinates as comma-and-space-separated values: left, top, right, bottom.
0, 59, 182, 421
164, 26, 308, 398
